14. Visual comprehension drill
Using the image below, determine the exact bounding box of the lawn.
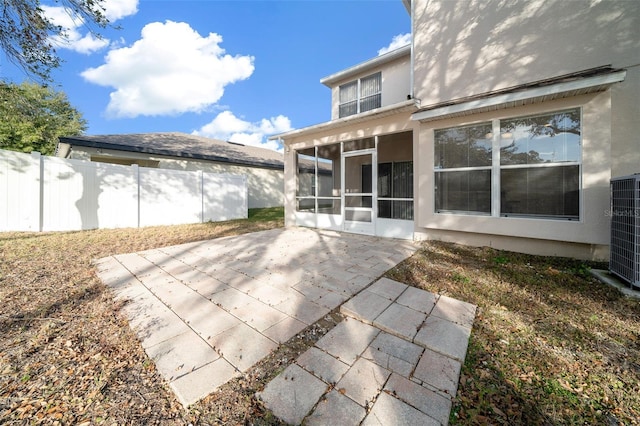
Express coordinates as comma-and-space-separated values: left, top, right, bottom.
386, 242, 640, 425
1, 210, 638, 424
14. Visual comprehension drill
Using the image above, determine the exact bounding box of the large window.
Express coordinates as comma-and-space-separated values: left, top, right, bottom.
434, 108, 581, 220
434, 123, 492, 214
339, 72, 382, 118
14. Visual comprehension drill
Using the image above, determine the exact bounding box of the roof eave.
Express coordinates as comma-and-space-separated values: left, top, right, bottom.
269, 99, 419, 141
59, 136, 284, 170
411, 69, 627, 123
320, 44, 411, 87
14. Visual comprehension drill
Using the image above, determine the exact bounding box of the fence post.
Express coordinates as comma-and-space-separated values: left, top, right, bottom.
132, 164, 140, 229
200, 170, 204, 223
30, 151, 44, 232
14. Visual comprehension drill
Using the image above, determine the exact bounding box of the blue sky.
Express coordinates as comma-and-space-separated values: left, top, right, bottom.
1, 0, 411, 151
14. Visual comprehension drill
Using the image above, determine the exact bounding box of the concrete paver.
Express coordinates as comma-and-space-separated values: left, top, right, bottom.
98, 226, 476, 424
396, 285, 439, 315
414, 315, 473, 362
336, 357, 391, 407
373, 302, 426, 340
367, 277, 407, 300
262, 316, 307, 344
362, 392, 439, 426
361, 332, 423, 377
315, 319, 379, 365
297, 347, 350, 384
384, 373, 452, 425
431, 294, 477, 329
145, 331, 220, 381
207, 322, 278, 372
170, 357, 238, 408
305, 390, 366, 426
413, 347, 463, 399
256, 364, 327, 425
340, 290, 393, 324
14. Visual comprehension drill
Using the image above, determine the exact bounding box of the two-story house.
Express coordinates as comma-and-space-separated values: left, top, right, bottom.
271, 0, 639, 260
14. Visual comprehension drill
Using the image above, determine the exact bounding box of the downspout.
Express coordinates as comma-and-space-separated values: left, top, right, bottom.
410, 0, 415, 100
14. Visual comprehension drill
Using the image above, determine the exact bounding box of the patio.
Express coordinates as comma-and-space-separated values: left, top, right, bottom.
96, 227, 476, 424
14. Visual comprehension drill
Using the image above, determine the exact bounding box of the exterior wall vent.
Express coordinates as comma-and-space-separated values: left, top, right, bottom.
610, 174, 640, 289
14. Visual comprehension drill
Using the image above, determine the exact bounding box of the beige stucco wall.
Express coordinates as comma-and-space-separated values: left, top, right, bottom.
329, 54, 411, 120
611, 66, 640, 178
283, 112, 418, 227
409, 0, 639, 260
413, 0, 640, 107
415, 92, 613, 260
68, 146, 284, 209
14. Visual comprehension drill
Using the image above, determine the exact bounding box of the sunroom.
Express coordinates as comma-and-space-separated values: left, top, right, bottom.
292, 129, 415, 239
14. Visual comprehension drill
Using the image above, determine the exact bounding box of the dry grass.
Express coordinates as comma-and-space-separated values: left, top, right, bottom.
386, 241, 640, 425
2, 212, 639, 424
0, 209, 289, 424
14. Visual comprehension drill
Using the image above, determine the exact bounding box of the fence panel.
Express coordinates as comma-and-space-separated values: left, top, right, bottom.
95, 162, 138, 229
43, 156, 96, 231
139, 167, 203, 227
0, 151, 40, 231
0, 149, 248, 231
204, 174, 248, 221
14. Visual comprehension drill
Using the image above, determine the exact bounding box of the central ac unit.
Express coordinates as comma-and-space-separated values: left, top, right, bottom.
610, 174, 640, 290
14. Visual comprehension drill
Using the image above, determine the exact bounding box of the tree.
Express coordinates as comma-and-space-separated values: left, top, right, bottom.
0, 81, 87, 155
0, 0, 108, 81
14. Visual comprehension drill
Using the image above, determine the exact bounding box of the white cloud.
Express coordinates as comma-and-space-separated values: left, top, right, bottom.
81, 21, 255, 118
42, 0, 138, 54
102, 0, 139, 21
193, 111, 292, 152
378, 33, 411, 55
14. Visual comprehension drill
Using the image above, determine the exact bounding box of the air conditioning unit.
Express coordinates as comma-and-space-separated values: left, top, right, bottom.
610, 174, 640, 290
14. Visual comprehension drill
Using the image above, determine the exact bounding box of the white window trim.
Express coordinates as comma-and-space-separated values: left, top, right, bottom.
338, 72, 382, 118
434, 108, 582, 220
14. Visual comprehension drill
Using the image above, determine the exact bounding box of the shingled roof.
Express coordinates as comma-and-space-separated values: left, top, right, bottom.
59, 132, 284, 170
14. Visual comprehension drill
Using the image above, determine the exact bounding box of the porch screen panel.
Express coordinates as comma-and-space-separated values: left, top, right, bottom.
378, 161, 414, 220
296, 148, 316, 212
316, 143, 341, 215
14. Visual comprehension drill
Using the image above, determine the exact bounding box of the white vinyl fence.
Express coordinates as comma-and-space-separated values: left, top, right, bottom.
0, 149, 247, 232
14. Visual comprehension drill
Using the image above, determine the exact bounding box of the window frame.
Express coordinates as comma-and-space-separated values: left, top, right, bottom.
433, 108, 582, 221
338, 72, 382, 118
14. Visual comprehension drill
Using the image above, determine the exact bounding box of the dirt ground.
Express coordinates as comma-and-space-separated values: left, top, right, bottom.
1, 215, 639, 424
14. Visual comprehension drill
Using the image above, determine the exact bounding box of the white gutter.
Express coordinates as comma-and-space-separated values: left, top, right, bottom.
268, 99, 419, 141
320, 45, 411, 87
411, 70, 627, 122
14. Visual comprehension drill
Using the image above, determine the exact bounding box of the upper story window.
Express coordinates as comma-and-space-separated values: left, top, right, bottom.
339, 72, 381, 118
